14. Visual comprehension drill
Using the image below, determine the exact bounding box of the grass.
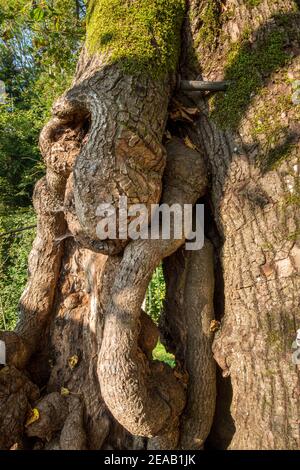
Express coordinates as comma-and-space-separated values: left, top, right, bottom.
152, 339, 176, 368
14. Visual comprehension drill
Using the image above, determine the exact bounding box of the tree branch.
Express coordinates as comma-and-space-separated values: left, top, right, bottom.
0, 225, 37, 238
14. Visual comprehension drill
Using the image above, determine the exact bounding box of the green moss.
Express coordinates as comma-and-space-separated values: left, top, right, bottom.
262, 135, 297, 171
251, 93, 296, 171
211, 28, 289, 129
283, 193, 300, 208
244, 0, 263, 7
195, 0, 221, 49
267, 316, 298, 355
86, 0, 186, 78
288, 229, 300, 241
261, 242, 274, 251
267, 330, 284, 353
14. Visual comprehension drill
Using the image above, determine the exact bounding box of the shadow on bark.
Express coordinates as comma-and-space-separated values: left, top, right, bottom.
182, 10, 300, 172
205, 369, 236, 450
211, 11, 300, 172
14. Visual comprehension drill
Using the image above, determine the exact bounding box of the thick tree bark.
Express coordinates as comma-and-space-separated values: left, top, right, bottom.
179, 0, 300, 449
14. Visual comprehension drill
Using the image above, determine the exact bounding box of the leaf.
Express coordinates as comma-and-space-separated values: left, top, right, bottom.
61, 387, 70, 396
165, 130, 172, 141
169, 99, 200, 123
68, 355, 79, 369
0, 366, 9, 376
10, 443, 19, 451
184, 136, 197, 150
210, 320, 221, 333
25, 408, 40, 427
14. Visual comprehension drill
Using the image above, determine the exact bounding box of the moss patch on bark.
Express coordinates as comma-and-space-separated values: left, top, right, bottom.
86, 0, 186, 78
211, 29, 289, 130
245, 0, 263, 7
211, 12, 300, 131
195, 0, 222, 50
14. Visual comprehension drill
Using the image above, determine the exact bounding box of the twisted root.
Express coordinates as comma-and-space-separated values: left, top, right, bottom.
98, 138, 207, 445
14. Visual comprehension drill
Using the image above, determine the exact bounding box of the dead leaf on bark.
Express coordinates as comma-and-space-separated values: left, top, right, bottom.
60, 387, 70, 397
260, 262, 275, 277
164, 130, 172, 141
184, 136, 199, 151
169, 99, 200, 123
10, 443, 19, 451
210, 320, 221, 333
68, 355, 79, 369
25, 408, 40, 427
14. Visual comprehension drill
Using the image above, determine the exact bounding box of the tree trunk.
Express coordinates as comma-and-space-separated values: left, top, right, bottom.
0, 0, 214, 450
0, 0, 299, 451
179, 0, 300, 449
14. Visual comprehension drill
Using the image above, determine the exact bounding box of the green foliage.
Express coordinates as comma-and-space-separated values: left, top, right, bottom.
86, 0, 186, 78
0, 0, 86, 116
0, 0, 86, 207
146, 266, 175, 367
0, 1, 86, 329
0, 106, 44, 207
0, 208, 36, 330
152, 340, 176, 368
145, 264, 166, 325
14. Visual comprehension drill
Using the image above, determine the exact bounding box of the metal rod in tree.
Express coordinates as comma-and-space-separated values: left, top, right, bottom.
180, 80, 230, 92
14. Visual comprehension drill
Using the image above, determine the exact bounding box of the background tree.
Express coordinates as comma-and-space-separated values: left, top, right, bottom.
0, 0, 85, 330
